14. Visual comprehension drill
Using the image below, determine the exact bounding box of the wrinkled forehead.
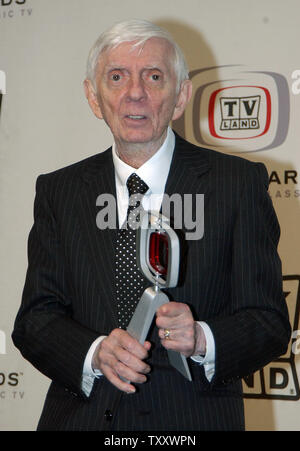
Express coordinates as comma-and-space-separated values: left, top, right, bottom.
97, 37, 175, 72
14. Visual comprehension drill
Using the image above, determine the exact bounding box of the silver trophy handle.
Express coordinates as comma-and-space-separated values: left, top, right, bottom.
127, 288, 192, 382
127, 287, 167, 344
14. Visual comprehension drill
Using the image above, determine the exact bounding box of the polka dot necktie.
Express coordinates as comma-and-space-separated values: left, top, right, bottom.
115, 173, 149, 329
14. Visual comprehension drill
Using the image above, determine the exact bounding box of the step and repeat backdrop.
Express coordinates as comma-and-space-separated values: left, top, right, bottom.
0, 0, 299, 431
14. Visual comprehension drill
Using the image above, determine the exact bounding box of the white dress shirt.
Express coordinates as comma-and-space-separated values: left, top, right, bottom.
82, 127, 215, 396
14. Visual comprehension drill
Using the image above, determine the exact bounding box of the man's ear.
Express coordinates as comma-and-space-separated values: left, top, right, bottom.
172, 79, 193, 122
83, 79, 103, 120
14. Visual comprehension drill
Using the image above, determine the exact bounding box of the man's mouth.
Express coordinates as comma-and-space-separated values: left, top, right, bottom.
126, 115, 147, 120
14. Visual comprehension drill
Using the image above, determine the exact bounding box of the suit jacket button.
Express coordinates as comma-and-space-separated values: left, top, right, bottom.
104, 409, 113, 421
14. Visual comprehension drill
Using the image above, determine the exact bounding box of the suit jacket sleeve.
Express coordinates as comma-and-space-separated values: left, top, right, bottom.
12, 175, 100, 398
206, 162, 291, 386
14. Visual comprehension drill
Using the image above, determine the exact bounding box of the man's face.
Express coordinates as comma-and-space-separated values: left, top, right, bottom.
85, 38, 191, 151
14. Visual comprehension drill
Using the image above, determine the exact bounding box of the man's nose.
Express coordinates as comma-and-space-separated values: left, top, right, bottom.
126, 75, 147, 101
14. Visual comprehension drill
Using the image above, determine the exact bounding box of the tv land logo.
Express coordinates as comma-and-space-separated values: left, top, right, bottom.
243, 275, 300, 400
219, 93, 261, 132
173, 65, 289, 153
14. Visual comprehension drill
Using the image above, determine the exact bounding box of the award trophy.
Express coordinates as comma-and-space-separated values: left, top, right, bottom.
126, 211, 192, 381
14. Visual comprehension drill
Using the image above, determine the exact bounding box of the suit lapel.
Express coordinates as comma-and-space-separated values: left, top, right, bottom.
163, 133, 212, 223
78, 149, 119, 328
164, 132, 211, 197
162, 134, 212, 286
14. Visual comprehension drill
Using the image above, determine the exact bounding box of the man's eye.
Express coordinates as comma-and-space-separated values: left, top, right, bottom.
151, 74, 160, 81
111, 74, 121, 81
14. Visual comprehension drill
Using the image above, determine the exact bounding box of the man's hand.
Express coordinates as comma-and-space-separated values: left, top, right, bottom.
92, 328, 151, 394
156, 302, 206, 357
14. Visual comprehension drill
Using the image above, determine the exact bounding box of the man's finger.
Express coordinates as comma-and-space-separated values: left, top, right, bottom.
159, 336, 193, 357
156, 302, 190, 318
114, 346, 151, 375
101, 364, 136, 394
114, 360, 149, 384
109, 329, 150, 360
156, 309, 194, 332
158, 327, 194, 342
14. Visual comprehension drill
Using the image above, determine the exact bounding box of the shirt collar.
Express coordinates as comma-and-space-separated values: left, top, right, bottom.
112, 127, 175, 195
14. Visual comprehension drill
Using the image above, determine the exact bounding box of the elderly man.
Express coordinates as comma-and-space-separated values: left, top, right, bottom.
12, 20, 290, 431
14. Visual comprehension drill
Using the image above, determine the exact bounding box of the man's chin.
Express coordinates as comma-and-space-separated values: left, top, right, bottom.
120, 131, 155, 145
118, 128, 167, 148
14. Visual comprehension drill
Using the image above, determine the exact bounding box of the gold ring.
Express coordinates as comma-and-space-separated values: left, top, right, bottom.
164, 329, 171, 340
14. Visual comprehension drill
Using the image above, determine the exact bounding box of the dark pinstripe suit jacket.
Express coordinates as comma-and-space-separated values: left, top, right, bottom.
12, 132, 291, 431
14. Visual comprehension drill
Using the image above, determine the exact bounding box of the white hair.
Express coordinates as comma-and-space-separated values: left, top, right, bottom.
86, 19, 189, 93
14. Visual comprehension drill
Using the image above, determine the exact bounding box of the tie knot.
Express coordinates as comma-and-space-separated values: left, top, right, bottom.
126, 173, 149, 197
